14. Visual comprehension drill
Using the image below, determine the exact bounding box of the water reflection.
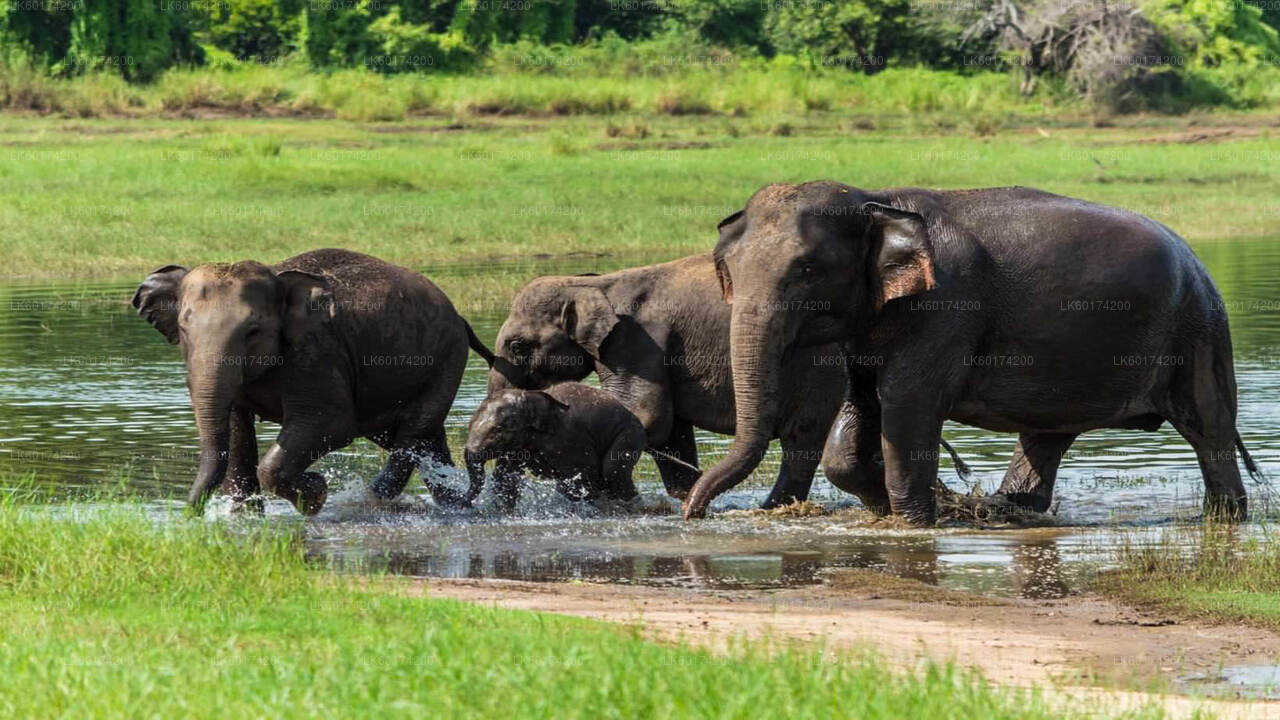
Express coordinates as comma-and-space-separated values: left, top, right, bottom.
304, 504, 1139, 599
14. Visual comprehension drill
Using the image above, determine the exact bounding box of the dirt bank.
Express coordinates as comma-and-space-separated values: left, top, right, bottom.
417, 575, 1280, 719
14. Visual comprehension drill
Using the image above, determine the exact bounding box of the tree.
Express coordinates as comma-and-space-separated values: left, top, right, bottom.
764, 0, 914, 72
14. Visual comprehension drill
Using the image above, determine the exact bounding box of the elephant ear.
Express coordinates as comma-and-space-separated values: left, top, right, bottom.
277, 270, 335, 346
557, 286, 619, 359
131, 265, 189, 344
713, 209, 746, 303
525, 391, 569, 433
863, 202, 937, 310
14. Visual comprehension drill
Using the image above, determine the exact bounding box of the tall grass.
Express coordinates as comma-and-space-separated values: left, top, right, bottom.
0, 58, 1068, 121
0, 497, 1100, 719
1099, 522, 1280, 629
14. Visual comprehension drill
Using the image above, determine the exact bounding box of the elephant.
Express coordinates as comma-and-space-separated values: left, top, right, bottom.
484, 252, 846, 509
684, 181, 1264, 524
132, 248, 494, 515
460, 382, 647, 512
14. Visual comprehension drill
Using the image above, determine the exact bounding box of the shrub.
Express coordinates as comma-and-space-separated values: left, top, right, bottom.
196, 0, 303, 63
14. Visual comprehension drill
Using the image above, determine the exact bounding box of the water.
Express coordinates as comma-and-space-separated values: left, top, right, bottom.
1182, 664, 1280, 700
1, 240, 1278, 595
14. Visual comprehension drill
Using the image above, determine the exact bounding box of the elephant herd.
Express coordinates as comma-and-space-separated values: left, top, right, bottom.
134, 181, 1263, 526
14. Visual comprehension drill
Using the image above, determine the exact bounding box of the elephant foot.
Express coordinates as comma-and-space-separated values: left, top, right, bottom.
998, 491, 1053, 514
425, 481, 472, 509
229, 496, 265, 515
287, 471, 328, 516
890, 498, 937, 527
1203, 493, 1247, 523
369, 472, 405, 500
760, 490, 806, 511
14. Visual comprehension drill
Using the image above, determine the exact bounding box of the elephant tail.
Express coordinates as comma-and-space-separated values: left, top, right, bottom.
463, 320, 496, 366
1236, 432, 1267, 484
940, 438, 972, 481
647, 447, 702, 475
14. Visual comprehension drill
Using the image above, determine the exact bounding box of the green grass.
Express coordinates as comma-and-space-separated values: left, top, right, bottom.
1098, 524, 1280, 630
0, 110, 1276, 305
0, 61, 1067, 121
0, 495, 1101, 719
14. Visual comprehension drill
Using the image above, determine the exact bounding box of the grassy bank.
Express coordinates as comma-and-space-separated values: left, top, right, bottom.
1099, 525, 1280, 630
0, 497, 1091, 719
0, 63, 1068, 122
0, 113, 1276, 303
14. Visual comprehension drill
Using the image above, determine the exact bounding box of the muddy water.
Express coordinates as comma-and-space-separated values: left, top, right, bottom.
1, 241, 1278, 596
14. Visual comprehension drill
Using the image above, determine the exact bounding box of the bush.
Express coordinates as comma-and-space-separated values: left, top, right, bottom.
765, 0, 912, 73
196, 0, 303, 63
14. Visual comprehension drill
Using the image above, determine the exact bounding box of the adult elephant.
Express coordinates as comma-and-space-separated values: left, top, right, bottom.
485, 253, 846, 508
133, 248, 493, 515
684, 182, 1263, 524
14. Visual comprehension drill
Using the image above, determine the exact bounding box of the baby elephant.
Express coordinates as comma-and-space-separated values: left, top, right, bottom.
460, 383, 646, 512
133, 248, 493, 516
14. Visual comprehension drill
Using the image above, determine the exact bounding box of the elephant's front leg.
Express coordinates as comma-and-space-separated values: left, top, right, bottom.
761, 440, 820, 509
600, 426, 645, 502
996, 432, 1077, 513
492, 455, 524, 514
370, 447, 419, 500
258, 422, 352, 516
227, 406, 262, 512
880, 403, 943, 526
650, 420, 700, 498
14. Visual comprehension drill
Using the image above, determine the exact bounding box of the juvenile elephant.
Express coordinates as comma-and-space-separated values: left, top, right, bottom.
685, 182, 1264, 523
486, 253, 845, 508
133, 248, 494, 515
461, 383, 647, 512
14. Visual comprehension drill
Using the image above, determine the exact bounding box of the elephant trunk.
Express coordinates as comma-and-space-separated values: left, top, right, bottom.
186, 351, 242, 513
683, 293, 788, 519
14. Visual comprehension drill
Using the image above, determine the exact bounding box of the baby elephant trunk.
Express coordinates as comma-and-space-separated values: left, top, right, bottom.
421, 448, 486, 509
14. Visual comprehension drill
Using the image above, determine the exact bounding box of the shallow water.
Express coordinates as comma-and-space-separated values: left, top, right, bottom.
1, 241, 1278, 594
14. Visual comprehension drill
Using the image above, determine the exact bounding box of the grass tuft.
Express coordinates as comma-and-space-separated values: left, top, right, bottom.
1098, 522, 1280, 629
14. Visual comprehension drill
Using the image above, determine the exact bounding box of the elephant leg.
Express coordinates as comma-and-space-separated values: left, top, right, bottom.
996, 432, 1077, 513
492, 456, 524, 514
651, 420, 700, 498
601, 426, 645, 502
227, 406, 262, 512
1161, 348, 1247, 520
369, 445, 420, 500
822, 393, 890, 516
761, 440, 820, 509
258, 423, 351, 516
880, 404, 942, 526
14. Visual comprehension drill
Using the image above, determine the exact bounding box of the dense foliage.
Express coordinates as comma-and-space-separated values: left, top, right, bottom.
0, 0, 1277, 109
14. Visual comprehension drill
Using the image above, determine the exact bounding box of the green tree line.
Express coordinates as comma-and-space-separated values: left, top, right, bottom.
1, 0, 1277, 87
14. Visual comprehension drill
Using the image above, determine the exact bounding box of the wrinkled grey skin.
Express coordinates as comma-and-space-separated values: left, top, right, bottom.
133, 248, 493, 515
485, 253, 846, 509
687, 181, 1262, 524
461, 383, 647, 512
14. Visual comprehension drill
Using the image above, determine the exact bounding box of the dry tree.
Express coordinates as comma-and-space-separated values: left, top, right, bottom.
962, 0, 1170, 109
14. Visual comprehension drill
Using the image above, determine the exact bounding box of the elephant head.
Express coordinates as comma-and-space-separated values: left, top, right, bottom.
463, 389, 570, 507
683, 181, 937, 519
486, 277, 617, 393
132, 261, 334, 511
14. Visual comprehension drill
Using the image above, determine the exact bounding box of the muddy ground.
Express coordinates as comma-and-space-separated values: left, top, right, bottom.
418, 573, 1280, 719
